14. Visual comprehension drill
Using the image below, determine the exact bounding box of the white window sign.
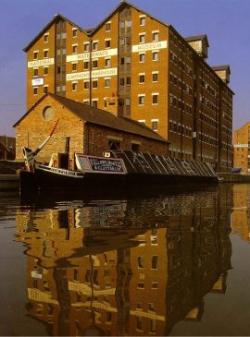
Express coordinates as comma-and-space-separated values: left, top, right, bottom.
32, 77, 44, 86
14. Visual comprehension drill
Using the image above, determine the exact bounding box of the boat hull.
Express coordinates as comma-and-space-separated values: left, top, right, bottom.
20, 165, 218, 198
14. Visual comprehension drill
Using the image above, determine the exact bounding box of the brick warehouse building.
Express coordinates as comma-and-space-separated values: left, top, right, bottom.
233, 122, 250, 174
14, 93, 168, 163
21, 0, 233, 171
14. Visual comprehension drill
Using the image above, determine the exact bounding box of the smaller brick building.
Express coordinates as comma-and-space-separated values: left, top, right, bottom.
233, 121, 250, 174
14, 93, 168, 167
0, 136, 16, 160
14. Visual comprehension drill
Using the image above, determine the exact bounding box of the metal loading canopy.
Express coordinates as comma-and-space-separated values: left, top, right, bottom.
112, 151, 217, 177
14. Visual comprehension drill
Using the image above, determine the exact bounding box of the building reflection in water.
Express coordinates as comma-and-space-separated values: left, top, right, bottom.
231, 184, 250, 242
15, 186, 232, 336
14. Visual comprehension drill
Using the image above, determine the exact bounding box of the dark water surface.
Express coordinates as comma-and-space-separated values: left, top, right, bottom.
0, 184, 250, 336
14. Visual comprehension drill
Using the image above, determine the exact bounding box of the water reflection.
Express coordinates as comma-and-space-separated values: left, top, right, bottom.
231, 184, 250, 242
15, 186, 232, 336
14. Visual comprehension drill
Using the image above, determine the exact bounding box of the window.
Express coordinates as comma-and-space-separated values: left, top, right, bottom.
84, 61, 89, 69
105, 21, 111, 31
44, 50, 48, 58
106, 312, 112, 323
139, 53, 145, 63
139, 74, 145, 83
137, 256, 144, 268
138, 95, 145, 105
56, 86, 61, 93
105, 58, 111, 67
137, 282, 144, 289
104, 78, 111, 88
84, 81, 89, 89
152, 31, 159, 42
139, 33, 146, 44
105, 39, 111, 48
92, 80, 98, 88
139, 16, 146, 26
33, 68, 38, 76
151, 120, 159, 131
152, 72, 158, 82
33, 87, 38, 95
92, 41, 98, 50
138, 119, 145, 125
72, 63, 77, 72
120, 57, 125, 65
125, 56, 131, 64
152, 282, 158, 289
126, 77, 131, 86
43, 86, 48, 94
44, 33, 49, 43
125, 98, 130, 106
83, 42, 90, 52
137, 303, 143, 310
72, 45, 77, 54
151, 256, 158, 269
120, 78, 125, 86
152, 51, 159, 61
148, 303, 155, 312
132, 143, 140, 152
92, 100, 98, 108
33, 51, 38, 60
92, 59, 98, 68
72, 28, 77, 37
152, 94, 159, 105
72, 82, 77, 91
150, 320, 156, 333
136, 317, 143, 331
108, 140, 120, 150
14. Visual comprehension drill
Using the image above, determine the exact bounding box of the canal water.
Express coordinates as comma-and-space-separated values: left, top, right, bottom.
0, 184, 250, 336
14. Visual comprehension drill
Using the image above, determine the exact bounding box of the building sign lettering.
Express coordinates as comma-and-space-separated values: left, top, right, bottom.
66, 48, 118, 62
132, 40, 168, 53
66, 68, 117, 81
28, 58, 54, 68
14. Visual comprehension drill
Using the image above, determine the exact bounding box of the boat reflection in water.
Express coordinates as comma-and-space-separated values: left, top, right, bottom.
15, 186, 232, 336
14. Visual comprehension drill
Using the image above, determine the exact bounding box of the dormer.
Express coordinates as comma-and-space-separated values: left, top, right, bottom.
185, 34, 209, 59
212, 65, 231, 84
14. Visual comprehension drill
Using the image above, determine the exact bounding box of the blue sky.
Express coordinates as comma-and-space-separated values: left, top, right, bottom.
0, 0, 249, 135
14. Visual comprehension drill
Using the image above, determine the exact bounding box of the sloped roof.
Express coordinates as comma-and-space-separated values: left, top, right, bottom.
14, 93, 168, 144
185, 34, 209, 47
23, 13, 88, 52
212, 65, 231, 74
23, 1, 170, 51
89, 0, 169, 35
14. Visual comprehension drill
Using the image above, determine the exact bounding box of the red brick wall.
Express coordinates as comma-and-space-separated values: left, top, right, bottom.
84, 123, 168, 156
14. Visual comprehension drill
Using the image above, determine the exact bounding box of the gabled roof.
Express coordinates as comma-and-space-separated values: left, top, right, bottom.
23, 0, 170, 51
185, 34, 209, 47
14, 93, 168, 144
23, 14, 88, 52
89, 0, 170, 35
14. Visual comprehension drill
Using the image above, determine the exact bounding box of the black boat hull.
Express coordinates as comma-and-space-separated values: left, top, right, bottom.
20, 166, 218, 199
